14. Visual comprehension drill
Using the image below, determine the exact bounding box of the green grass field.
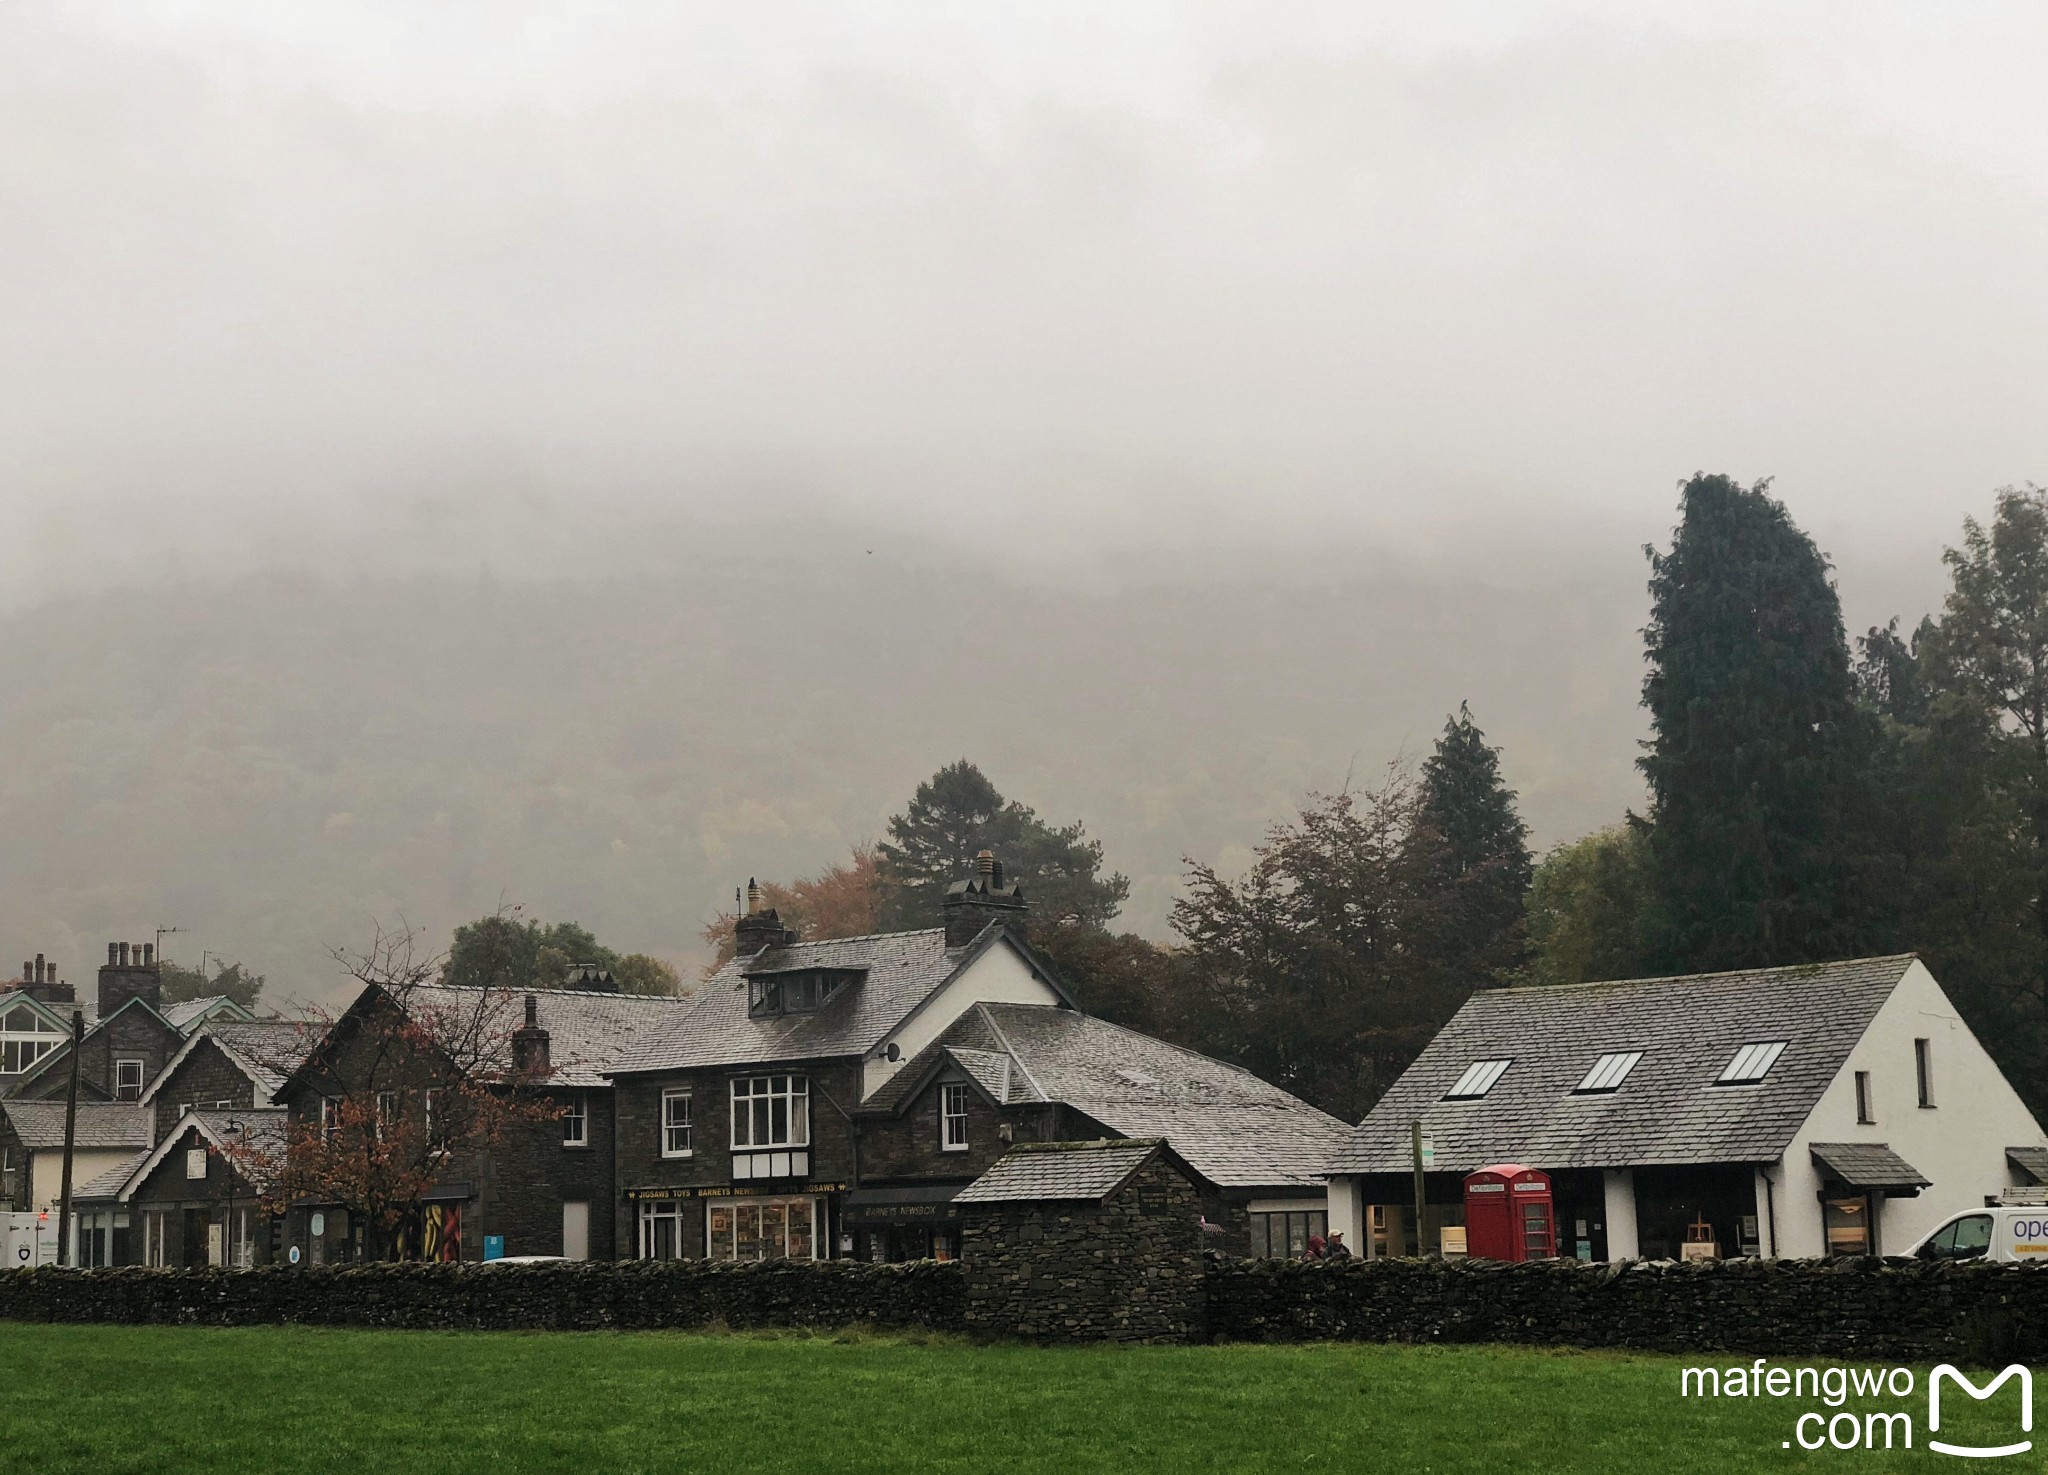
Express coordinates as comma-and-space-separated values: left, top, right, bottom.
0, 1323, 2004, 1473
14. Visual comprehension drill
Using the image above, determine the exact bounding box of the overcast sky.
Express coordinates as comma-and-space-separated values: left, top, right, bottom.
4, 2, 2043, 612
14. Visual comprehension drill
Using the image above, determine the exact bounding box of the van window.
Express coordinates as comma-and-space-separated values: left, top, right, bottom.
1921, 1214, 1992, 1260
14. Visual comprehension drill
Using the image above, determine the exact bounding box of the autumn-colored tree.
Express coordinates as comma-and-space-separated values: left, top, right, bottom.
698, 844, 886, 973
232, 921, 556, 1260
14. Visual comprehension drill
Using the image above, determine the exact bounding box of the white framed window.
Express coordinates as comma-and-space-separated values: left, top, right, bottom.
143, 1210, 167, 1268
1715, 1042, 1787, 1086
562, 1094, 588, 1147
940, 1083, 970, 1151
376, 1091, 399, 1138
1573, 1052, 1643, 1095
177, 1102, 193, 1119
731, 1075, 808, 1149
423, 1089, 439, 1143
0, 1003, 63, 1075
662, 1089, 693, 1157
639, 1200, 685, 1260
114, 1058, 145, 1101
319, 1095, 341, 1142
1445, 1059, 1511, 1100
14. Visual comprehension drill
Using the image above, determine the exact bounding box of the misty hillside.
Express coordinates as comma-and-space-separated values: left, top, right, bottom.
0, 536, 1652, 1007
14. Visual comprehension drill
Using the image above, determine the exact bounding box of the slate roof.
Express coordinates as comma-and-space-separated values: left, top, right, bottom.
953, 1139, 1163, 1204
864, 1002, 1352, 1190
2, 1101, 152, 1149
1330, 955, 1919, 1175
1809, 1141, 1930, 1192
147, 1019, 320, 1106
2009, 1146, 2048, 1185
609, 929, 982, 1076
74, 1152, 149, 1199
163, 996, 257, 1032
79, 1108, 289, 1202
400, 985, 696, 1088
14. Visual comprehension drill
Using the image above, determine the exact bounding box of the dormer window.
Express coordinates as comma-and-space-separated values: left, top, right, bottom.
1445, 1059, 1511, 1100
1574, 1052, 1644, 1095
746, 968, 860, 1018
1715, 1041, 1787, 1086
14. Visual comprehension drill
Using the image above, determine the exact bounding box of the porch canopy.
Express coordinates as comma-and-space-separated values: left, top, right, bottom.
2007, 1146, 2048, 1185
1808, 1142, 1929, 1196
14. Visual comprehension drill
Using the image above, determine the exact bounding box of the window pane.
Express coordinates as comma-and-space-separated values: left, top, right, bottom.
787, 1201, 813, 1260
736, 1205, 765, 1260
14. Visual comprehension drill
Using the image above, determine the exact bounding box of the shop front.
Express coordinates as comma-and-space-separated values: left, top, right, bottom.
630, 1182, 848, 1261
843, 1184, 963, 1262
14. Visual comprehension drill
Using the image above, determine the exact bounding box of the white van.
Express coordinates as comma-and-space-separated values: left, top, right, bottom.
1903, 1204, 2048, 1263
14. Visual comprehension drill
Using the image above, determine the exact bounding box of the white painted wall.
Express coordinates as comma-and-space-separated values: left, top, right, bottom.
1777, 959, 2047, 1257
1326, 1176, 1364, 1255
860, 941, 1064, 1099
28, 1147, 133, 1210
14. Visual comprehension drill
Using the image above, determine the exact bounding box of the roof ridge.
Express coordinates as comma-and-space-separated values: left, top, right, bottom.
973, 1002, 1049, 1104
744, 927, 948, 950
1480, 952, 1918, 997
411, 983, 695, 1002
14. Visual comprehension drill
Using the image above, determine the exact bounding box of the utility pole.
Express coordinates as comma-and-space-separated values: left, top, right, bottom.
1410, 1120, 1428, 1260
57, 1009, 82, 1266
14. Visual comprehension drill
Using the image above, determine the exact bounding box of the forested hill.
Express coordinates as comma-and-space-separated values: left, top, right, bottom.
0, 540, 1650, 1008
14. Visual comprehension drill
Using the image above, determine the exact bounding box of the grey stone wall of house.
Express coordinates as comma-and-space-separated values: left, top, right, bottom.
858, 1083, 1076, 1184
612, 1060, 863, 1259
16, 1008, 179, 1103
960, 1154, 1205, 1344
477, 1087, 618, 1259
151, 1042, 259, 1140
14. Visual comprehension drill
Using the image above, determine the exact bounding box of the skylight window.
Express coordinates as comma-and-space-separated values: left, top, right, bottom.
1574, 1051, 1644, 1095
1445, 1059, 1511, 1100
1716, 1041, 1787, 1085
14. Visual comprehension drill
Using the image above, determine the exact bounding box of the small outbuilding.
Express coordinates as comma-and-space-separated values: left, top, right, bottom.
955, 1139, 1206, 1343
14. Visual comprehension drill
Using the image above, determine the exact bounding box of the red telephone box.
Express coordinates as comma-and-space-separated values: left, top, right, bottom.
1462, 1164, 1556, 1261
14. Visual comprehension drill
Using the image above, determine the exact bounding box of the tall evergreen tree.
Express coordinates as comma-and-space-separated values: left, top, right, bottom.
1413, 703, 1532, 985
875, 760, 1130, 932
1639, 474, 1869, 971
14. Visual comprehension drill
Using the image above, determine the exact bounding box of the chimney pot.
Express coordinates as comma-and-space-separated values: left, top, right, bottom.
525, 993, 539, 1027
107, 943, 119, 966
746, 878, 762, 916
22, 961, 32, 986
34, 953, 45, 983
118, 942, 130, 967
142, 942, 154, 966
977, 849, 995, 875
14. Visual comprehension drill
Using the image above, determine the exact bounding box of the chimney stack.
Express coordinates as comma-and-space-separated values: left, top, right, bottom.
511, 994, 551, 1077
13, 951, 73, 1006
98, 937, 163, 1019
943, 850, 1028, 948
733, 876, 797, 957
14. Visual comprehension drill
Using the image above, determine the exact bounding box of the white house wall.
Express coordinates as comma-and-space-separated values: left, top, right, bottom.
861, 941, 1063, 1099
27, 1148, 132, 1211
1777, 958, 2047, 1257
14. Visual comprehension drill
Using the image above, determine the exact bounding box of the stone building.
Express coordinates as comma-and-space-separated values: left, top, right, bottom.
6, 944, 184, 1104
274, 979, 691, 1263
853, 1003, 1349, 1259
956, 1138, 1207, 1343
70, 1109, 283, 1268
1327, 954, 2048, 1261
605, 863, 1073, 1262
141, 1019, 316, 1142
0, 1100, 151, 1218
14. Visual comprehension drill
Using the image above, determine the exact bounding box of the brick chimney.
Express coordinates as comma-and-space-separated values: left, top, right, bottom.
12, 953, 74, 1007
733, 877, 796, 957
942, 850, 1028, 948
98, 940, 163, 1018
511, 994, 551, 1078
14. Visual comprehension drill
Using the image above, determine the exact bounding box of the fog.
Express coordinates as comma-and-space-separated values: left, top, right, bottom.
1, 3, 2041, 999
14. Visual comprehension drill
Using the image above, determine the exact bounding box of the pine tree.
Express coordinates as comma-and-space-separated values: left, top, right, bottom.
875, 760, 1130, 932
1413, 703, 1532, 985
1639, 474, 1869, 971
